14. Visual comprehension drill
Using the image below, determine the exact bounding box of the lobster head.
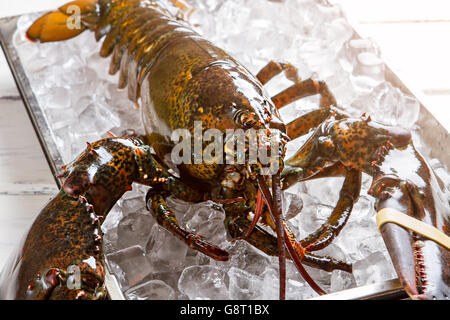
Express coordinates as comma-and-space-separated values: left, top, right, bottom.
285, 114, 412, 177
286, 114, 449, 300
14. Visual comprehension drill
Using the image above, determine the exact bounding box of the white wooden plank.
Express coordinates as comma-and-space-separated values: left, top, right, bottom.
354, 22, 450, 92
419, 94, 450, 132
0, 0, 67, 19
0, 194, 51, 271
0, 48, 18, 97
331, 0, 450, 22
0, 98, 58, 189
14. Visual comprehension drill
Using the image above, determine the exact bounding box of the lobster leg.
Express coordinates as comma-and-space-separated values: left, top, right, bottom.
260, 68, 347, 139
279, 80, 351, 140
271, 172, 287, 299
271, 79, 337, 110
225, 215, 351, 273
282, 128, 362, 252
256, 59, 336, 110
299, 168, 362, 251
108, 9, 166, 75
99, 7, 152, 58
137, 148, 230, 261
286, 106, 348, 139
256, 60, 338, 118
256, 60, 300, 85
146, 190, 230, 261
265, 166, 359, 263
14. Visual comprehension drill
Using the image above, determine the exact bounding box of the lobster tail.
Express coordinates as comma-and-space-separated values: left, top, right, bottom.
26, 0, 99, 42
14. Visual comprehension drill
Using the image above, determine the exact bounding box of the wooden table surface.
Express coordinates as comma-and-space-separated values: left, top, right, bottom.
0, 0, 449, 273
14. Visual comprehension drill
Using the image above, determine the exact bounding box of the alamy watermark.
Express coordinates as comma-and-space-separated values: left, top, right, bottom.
66, 265, 82, 290
171, 121, 281, 175
66, 5, 82, 30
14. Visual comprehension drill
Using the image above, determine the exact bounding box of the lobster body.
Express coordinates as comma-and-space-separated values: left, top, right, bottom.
84, 0, 285, 188
140, 33, 283, 187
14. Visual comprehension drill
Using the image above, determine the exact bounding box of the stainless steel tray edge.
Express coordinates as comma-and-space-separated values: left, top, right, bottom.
0, 15, 63, 187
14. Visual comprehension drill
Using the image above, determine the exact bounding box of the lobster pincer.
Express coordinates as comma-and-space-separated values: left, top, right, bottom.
1, 136, 228, 299
283, 112, 450, 300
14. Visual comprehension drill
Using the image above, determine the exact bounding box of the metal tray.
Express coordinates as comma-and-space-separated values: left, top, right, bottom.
0, 12, 448, 300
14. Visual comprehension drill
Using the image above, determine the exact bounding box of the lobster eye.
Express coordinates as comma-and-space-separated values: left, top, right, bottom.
235, 110, 257, 129
318, 136, 334, 148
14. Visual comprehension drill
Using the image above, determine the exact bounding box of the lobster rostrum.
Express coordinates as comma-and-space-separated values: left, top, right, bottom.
0, 0, 448, 300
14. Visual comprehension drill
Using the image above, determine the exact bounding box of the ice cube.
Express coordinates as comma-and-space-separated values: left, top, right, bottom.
145, 224, 189, 272
178, 265, 229, 300
352, 251, 397, 287
295, 201, 334, 240
282, 185, 304, 221
351, 52, 385, 92
299, 264, 332, 293
168, 199, 228, 247
399, 94, 421, 128
105, 245, 153, 290
333, 219, 379, 262
304, 176, 345, 207
226, 241, 272, 276
257, 266, 317, 300
340, 38, 381, 72
121, 196, 147, 217
350, 194, 376, 223
16, 13, 39, 32
143, 270, 185, 299
16, 41, 39, 65
101, 204, 123, 234
315, 242, 349, 263
352, 82, 420, 129
102, 227, 120, 256
117, 212, 155, 249
125, 280, 175, 300
181, 201, 227, 246
42, 87, 71, 109
77, 99, 121, 136
431, 160, 450, 190
257, 266, 278, 301
166, 196, 194, 218
356, 233, 388, 260
46, 108, 78, 131
228, 267, 263, 300
330, 269, 356, 293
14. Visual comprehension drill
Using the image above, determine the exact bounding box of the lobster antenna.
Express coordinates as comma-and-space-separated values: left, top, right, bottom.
272, 173, 287, 300
257, 176, 327, 297
258, 176, 286, 300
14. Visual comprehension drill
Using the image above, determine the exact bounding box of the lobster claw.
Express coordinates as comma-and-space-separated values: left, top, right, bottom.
377, 208, 450, 300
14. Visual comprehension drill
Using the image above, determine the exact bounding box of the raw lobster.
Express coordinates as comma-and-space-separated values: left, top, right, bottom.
0, 0, 448, 300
